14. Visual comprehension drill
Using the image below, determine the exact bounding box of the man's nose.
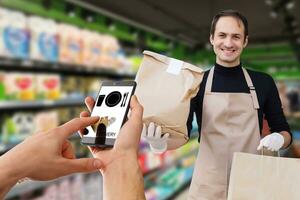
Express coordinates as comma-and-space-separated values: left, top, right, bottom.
223, 37, 233, 48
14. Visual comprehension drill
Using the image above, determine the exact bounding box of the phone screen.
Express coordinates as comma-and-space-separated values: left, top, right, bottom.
84, 85, 134, 140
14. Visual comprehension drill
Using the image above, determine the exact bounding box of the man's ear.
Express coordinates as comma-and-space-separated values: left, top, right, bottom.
243, 36, 248, 48
210, 34, 214, 45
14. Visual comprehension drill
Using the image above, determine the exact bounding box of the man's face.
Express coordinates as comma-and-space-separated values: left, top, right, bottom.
210, 16, 248, 67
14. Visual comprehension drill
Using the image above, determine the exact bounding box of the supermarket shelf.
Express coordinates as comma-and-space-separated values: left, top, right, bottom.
0, 57, 135, 79
6, 172, 100, 199
165, 179, 191, 200
0, 98, 86, 111
0, 132, 81, 156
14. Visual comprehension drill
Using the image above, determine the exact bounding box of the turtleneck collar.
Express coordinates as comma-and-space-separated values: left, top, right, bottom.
214, 62, 242, 75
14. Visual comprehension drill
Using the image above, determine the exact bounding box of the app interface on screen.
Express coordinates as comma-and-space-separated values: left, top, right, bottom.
84, 86, 133, 139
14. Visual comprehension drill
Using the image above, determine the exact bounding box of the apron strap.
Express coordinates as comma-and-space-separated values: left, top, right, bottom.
205, 67, 214, 93
242, 67, 260, 109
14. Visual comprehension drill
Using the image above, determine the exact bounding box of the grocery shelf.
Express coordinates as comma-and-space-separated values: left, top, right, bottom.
0, 57, 135, 79
0, 132, 81, 156
0, 98, 86, 111
5, 172, 100, 199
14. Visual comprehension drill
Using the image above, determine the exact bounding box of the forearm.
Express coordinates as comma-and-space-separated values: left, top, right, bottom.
102, 155, 145, 200
280, 131, 292, 149
0, 156, 23, 199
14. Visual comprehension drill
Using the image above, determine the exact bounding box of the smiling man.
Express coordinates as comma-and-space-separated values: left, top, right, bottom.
186, 10, 292, 199
142, 9, 292, 200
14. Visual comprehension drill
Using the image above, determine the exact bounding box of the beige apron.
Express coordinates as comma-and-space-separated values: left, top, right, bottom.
188, 67, 261, 200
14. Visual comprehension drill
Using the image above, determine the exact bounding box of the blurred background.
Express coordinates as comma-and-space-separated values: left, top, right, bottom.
0, 0, 300, 199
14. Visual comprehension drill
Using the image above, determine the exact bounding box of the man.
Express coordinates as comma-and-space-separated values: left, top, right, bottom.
0, 96, 146, 200
143, 10, 292, 199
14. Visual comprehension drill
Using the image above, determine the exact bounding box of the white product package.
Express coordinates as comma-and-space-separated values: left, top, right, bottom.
0, 8, 29, 59
28, 16, 58, 62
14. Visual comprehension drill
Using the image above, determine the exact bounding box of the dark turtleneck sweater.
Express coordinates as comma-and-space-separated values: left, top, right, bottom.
187, 63, 291, 141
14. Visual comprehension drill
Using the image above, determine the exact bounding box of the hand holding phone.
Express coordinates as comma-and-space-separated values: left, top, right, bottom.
81, 81, 136, 147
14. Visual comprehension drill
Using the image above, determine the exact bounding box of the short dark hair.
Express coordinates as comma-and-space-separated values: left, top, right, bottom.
210, 10, 248, 39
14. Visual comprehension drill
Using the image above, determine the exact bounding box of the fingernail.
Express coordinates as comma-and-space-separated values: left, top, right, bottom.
93, 159, 102, 168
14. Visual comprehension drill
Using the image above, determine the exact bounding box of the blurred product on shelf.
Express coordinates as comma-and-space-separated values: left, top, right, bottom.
99, 35, 120, 68
0, 6, 138, 73
34, 111, 58, 132
28, 16, 58, 62
58, 24, 82, 65
1, 72, 61, 101
61, 76, 86, 99
0, 8, 29, 59
0, 72, 5, 100
36, 74, 60, 100
1, 112, 34, 144
8, 174, 102, 200
81, 30, 102, 67
4, 73, 35, 100
138, 137, 198, 174
0, 110, 58, 144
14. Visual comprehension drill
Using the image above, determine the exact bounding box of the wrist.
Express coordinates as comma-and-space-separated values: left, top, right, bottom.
102, 152, 145, 200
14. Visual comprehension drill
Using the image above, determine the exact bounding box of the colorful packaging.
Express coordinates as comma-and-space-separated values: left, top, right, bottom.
99, 35, 120, 68
34, 111, 59, 132
58, 24, 82, 64
1, 112, 35, 143
0, 72, 5, 100
28, 16, 59, 62
81, 30, 102, 67
4, 73, 35, 100
36, 74, 60, 100
0, 9, 29, 59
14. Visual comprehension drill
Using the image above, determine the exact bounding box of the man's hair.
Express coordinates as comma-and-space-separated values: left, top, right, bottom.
210, 10, 248, 39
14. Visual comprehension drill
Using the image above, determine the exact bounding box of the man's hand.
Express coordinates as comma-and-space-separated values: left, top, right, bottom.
257, 132, 285, 151
80, 95, 143, 169
0, 117, 103, 199
80, 95, 146, 200
142, 122, 169, 154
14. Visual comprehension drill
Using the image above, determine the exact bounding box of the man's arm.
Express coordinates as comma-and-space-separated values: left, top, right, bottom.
102, 156, 145, 200
0, 117, 103, 199
280, 131, 292, 149
81, 95, 146, 200
0, 157, 20, 199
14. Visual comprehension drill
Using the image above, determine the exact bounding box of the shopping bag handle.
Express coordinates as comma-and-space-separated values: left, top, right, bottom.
260, 147, 281, 157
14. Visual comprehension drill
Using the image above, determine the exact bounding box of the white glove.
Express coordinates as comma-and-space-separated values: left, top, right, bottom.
257, 132, 285, 151
142, 122, 169, 154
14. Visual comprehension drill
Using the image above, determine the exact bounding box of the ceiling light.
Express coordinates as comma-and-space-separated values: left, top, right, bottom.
270, 11, 278, 18
265, 0, 273, 6
86, 16, 93, 22
68, 11, 75, 18
286, 1, 295, 10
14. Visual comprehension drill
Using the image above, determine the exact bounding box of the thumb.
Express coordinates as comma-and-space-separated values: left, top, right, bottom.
62, 158, 103, 174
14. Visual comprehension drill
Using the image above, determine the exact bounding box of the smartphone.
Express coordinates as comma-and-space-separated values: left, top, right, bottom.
81, 81, 136, 147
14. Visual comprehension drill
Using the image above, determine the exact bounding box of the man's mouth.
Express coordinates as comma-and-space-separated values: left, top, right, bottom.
221, 48, 236, 54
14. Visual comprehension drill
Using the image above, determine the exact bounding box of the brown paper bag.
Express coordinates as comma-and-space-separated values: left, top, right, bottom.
228, 152, 300, 200
135, 50, 204, 148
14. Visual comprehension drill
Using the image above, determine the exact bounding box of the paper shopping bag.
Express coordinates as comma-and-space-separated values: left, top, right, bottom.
228, 152, 300, 200
135, 50, 204, 148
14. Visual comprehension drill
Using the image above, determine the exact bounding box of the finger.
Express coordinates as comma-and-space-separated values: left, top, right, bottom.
58, 117, 100, 139
85, 96, 95, 112
128, 95, 143, 123
79, 111, 91, 136
61, 158, 103, 174
142, 124, 147, 137
148, 122, 155, 137
162, 133, 170, 139
80, 111, 90, 118
257, 141, 263, 151
62, 140, 76, 159
154, 126, 162, 139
